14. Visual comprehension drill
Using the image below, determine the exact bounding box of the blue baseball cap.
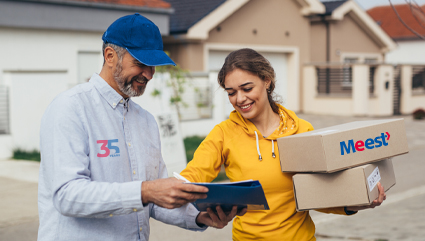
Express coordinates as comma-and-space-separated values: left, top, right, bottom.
102, 13, 176, 66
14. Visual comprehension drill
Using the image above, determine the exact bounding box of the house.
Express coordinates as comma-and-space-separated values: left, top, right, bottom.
367, 3, 425, 64
0, 0, 174, 159
367, 3, 425, 114
160, 0, 396, 137
1, 0, 420, 160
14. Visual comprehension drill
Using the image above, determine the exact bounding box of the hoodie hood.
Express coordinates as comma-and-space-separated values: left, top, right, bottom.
229, 103, 300, 140
229, 104, 302, 161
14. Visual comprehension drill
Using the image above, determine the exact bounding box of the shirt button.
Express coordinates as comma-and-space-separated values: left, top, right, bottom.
109, 214, 113, 217
113, 103, 116, 107
128, 143, 131, 147
120, 100, 123, 103
133, 170, 136, 175
140, 227, 142, 231
133, 208, 137, 212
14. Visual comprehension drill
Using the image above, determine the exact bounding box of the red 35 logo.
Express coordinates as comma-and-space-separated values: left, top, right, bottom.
97, 139, 120, 157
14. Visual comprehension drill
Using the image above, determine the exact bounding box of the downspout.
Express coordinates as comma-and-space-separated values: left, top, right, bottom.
322, 16, 330, 94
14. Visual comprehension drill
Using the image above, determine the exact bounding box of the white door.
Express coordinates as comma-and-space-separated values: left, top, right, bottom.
7, 72, 68, 151
208, 50, 288, 116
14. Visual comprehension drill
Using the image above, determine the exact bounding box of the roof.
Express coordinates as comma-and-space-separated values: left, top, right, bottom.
320, 0, 348, 15
164, 0, 226, 34
66, 0, 171, 8
367, 4, 425, 40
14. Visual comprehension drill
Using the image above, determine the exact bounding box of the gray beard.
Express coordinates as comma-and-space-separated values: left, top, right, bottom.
113, 61, 148, 97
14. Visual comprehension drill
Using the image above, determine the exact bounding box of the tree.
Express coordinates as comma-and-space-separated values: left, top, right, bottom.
152, 64, 191, 120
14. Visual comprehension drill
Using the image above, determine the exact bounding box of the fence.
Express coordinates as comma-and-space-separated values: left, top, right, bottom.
412, 65, 425, 93
0, 85, 9, 134
316, 65, 376, 95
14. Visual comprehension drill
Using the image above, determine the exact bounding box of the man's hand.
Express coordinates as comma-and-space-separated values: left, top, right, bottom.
345, 182, 386, 212
196, 206, 247, 229
141, 178, 208, 209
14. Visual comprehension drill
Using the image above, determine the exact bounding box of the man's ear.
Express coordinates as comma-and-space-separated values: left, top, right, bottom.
104, 46, 116, 67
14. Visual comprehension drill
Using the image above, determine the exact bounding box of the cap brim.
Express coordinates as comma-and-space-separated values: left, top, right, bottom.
126, 48, 176, 66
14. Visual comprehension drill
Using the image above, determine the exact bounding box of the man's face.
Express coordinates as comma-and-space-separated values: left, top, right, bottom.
113, 52, 155, 98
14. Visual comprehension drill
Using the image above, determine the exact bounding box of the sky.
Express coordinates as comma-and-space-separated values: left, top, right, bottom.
354, 0, 425, 10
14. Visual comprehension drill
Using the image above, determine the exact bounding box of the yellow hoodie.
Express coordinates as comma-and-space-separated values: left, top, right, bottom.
181, 104, 350, 240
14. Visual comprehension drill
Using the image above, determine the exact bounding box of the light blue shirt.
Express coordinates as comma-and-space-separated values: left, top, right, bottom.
38, 74, 204, 241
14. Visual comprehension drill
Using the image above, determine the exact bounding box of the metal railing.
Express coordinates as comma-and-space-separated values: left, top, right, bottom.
316, 65, 376, 95
412, 66, 425, 91
0, 85, 10, 134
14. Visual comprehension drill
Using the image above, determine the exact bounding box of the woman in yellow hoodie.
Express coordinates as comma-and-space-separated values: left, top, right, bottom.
180, 48, 385, 240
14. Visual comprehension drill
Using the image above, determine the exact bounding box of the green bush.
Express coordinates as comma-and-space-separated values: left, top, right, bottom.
183, 136, 205, 163
13, 149, 41, 162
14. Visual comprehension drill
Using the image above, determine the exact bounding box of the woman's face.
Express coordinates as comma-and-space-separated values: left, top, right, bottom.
224, 68, 271, 121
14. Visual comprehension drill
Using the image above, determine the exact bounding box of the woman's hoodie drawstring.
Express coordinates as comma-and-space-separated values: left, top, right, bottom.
254, 131, 276, 161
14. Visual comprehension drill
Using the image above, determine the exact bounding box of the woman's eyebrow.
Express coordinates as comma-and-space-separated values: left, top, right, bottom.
225, 82, 254, 90
239, 82, 253, 87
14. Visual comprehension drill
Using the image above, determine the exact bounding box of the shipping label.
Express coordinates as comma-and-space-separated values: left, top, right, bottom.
367, 166, 381, 191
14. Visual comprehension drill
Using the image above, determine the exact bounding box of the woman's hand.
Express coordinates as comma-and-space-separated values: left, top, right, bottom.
196, 206, 247, 229
345, 182, 386, 212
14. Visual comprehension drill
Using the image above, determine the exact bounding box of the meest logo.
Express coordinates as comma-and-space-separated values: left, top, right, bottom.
340, 132, 390, 155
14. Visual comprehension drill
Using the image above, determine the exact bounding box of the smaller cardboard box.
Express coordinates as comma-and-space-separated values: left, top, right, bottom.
293, 158, 396, 211
277, 119, 408, 173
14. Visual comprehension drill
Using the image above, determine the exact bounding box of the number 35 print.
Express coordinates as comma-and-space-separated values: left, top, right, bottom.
97, 139, 121, 157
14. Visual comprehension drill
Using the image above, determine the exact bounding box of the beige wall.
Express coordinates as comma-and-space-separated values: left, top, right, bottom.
310, 13, 383, 63
331, 14, 382, 62
310, 22, 327, 63
163, 42, 204, 71
206, 0, 310, 66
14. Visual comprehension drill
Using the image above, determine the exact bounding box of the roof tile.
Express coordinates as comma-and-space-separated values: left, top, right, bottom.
72, 0, 171, 8
367, 4, 425, 40
164, 0, 226, 34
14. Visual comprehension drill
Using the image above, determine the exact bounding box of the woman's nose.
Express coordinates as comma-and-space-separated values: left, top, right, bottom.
236, 91, 246, 103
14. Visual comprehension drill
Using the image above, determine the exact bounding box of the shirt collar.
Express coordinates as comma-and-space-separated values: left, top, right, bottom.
90, 73, 124, 109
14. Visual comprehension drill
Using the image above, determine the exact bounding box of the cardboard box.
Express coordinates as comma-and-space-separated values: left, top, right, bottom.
293, 158, 396, 211
277, 119, 408, 173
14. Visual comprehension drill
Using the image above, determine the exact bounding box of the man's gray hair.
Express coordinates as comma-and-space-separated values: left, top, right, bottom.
102, 42, 127, 64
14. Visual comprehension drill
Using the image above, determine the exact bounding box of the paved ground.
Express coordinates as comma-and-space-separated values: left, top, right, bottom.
0, 114, 424, 241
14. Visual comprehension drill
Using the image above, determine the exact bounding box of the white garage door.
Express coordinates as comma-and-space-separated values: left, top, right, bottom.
209, 50, 288, 115
7, 72, 68, 151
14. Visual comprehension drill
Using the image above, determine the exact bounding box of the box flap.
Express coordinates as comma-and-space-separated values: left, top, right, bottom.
278, 135, 327, 172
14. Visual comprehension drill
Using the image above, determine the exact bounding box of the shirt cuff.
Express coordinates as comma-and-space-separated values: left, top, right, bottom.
119, 180, 144, 211
344, 206, 357, 215
185, 203, 208, 231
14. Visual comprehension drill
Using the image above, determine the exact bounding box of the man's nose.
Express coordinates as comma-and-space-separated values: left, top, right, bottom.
142, 66, 155, 80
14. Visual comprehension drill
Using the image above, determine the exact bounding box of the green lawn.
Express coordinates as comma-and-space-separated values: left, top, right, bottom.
183, 136, 228, 182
